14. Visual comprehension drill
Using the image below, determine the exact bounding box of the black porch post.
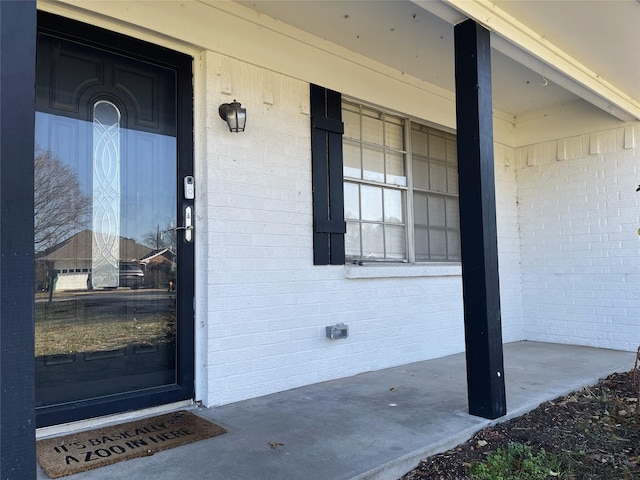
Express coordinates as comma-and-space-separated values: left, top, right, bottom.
0, 1, 37, 477
454, 19, 506, 419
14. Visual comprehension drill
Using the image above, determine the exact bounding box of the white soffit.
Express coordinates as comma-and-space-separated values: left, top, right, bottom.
417, 0, 640, 121
235, 0, 576, 118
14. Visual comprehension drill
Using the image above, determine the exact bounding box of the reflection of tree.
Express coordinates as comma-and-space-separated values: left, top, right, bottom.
34, 146, 90, 251
141, 224, 177, 251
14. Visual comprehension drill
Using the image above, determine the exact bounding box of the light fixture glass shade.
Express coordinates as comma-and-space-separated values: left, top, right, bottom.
219, 100, 247, 132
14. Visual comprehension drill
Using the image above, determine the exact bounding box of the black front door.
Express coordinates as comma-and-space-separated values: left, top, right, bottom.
34, 12, 194, 427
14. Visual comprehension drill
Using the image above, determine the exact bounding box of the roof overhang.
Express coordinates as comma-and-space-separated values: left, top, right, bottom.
414, 0, 640, 122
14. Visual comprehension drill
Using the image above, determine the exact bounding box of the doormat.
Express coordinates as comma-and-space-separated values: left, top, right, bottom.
36, 410, 227, 478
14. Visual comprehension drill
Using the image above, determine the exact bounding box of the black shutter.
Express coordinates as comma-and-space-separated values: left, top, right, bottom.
310, 84, 346, 265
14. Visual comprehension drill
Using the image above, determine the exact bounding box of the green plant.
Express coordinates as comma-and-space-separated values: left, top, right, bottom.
469, 442, 567, 479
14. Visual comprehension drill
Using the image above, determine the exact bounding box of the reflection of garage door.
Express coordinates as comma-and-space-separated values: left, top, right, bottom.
55, 273, 88, 291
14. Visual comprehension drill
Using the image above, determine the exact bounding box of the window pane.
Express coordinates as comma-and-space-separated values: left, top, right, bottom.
448, 230, 460, 261
383, 188, 403, 223
415, 226, 429, 260
343, 141, 361, 179
429, 161, 447, 192
412, 155, 429, 190
413, 191, 428, 225
429, 229, 447, 259
386, 151, 406, 186
343, 106, 360, 140
447, 166, 458, 195
344, 182, 360, 220
385, 119, 403, 150
446, 197, 459, 229
362, 112, 383, 144
411, 125, 428, 156
429, 132, 446, 160
361, 185, 382, 221
385, 225, 406, 259
363, 145, 384, 182
428, 195, 446, 227
446, 137, 457, 163
362, 223, 384, 259
345, 221, 361, 257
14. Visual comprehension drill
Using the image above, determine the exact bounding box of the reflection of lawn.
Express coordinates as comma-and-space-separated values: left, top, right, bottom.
35, 301, 176, 357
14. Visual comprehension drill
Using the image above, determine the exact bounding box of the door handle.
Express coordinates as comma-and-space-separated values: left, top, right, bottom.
175, 206, 193, 242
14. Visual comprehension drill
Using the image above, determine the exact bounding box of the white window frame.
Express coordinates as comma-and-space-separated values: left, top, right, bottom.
342, 98, 460, 264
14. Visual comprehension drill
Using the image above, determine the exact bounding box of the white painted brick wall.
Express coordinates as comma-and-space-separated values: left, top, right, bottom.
517, 124, 640, 352
494, 142, 524, 343
196, 52, 524, 407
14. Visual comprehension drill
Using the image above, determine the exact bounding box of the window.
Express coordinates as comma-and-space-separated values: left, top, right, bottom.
342, 100, 460, 263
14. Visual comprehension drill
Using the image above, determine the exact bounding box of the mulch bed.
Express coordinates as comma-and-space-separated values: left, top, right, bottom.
400, 370, 640, 480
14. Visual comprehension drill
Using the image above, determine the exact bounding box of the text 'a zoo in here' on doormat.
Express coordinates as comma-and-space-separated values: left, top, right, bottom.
36, 410, 227, 478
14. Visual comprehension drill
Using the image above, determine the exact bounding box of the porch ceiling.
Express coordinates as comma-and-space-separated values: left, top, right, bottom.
235, 0, 640, 122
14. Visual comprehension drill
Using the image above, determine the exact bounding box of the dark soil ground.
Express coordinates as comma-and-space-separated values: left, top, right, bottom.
399, 370, 640, 480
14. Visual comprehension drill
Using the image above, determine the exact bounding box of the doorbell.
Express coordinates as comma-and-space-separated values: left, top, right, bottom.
184, 176, 195, 200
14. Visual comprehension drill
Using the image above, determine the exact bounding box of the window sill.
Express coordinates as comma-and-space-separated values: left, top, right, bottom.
344, 262, 462, 279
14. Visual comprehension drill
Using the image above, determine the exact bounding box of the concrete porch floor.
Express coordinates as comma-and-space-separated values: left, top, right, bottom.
36, 341, 637, 480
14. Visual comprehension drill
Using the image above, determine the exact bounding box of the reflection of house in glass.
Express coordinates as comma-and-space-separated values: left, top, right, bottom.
140, 248, 177, 290
36, 229, 152, 291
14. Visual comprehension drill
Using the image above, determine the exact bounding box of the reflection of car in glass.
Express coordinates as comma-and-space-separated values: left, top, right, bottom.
86, 261, 145, 291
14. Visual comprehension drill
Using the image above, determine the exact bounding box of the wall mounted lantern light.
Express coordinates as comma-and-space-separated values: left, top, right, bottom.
218, 100, 247, 132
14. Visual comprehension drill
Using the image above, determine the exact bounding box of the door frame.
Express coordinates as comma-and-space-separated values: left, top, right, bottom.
35, 11, 195, 428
